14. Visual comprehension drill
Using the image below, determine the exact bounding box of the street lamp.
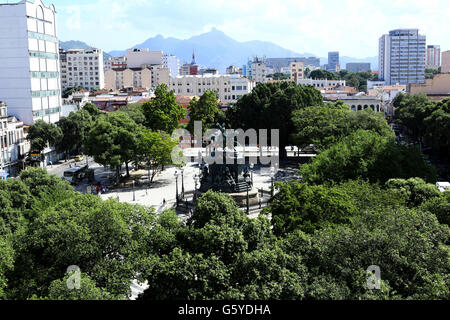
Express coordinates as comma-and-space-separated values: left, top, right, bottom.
132, 180, 136, 202
270, 166, 275, 197
244, 168, 251, 214
174, 171, 180, 206
181, 168, 185, 200
250, 163, 254, 185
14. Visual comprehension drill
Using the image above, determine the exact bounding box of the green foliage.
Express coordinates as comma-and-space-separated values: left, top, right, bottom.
19, 167, 71, 199
7, 192, 156, 299
424, 99, 450, 158
386, 178, 441, 207
118, 103, 146, 125
137, 130, 178, 182
266, 73, 290, 80
142, 83, 186, 133
309, 69, 339, 80
268, 179, 406, 236
62, 86, 84, 98
394, 93, 438, 143
419, 192, 450, 227
227, 82, 323, 149
292, 208, 450, 299
40, 272, 123, 300
84, 112, 142, 179
26, 120, 63, 156
82, 103, 101, 118
0, 234, 14, 299
300, 130, 436, 185
187, 90, 225, 134
56, 109, 94, 155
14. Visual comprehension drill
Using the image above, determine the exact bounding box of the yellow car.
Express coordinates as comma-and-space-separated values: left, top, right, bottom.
74, 155, 84, 162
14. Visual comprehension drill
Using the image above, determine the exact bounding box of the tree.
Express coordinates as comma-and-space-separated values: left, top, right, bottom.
84, 112, 142, 182
291, 103, 394, 151
227, 82, 323, 157
7, 191, 156, 300
0, 234, 14, 299
26, 120, 62, 160
137, 130, 178, 182
309, 69, 339, 80
62, 86, 84, 98
82, 102, 101, 118
424, 99, 450, 158
186, 90, 225, 134
41, 272, 123, 300
56, 109, 94, 159
142, 83, 186, 134
300, 130, 436, 185
288, 208, 450, 299
419, 191, 450, 227
118, 103, 146, 125
394, 93, 437, 144
266, 73, 290, 80
385, 178, 442, 208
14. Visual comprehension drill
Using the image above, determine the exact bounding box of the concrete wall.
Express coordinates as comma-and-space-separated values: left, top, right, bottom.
409, 73, 450, 95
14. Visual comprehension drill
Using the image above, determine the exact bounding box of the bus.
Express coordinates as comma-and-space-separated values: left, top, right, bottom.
63, 165, 88, 185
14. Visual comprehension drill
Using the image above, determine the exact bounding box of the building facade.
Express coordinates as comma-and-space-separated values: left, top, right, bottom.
250, 57, 267, 83
266, 57, 321, 72
297, 78, 346, 88
0, 101, 26, 177
0, 0, 62, 125
226, 65, 242, 75
379, 29, 426, 85
104, 56, 127, 72
163, 54, 179, 78
169, 74, 255, 104
442, 50, 450, 73
346, 63, 371, 73
327, 52, 340, 72
104, 65, 170, 91
290, 61, 304, 82
126, 48, 163, 68
409, 73, 450, 101
426, 45, 441, 68
60, 48, 105, 92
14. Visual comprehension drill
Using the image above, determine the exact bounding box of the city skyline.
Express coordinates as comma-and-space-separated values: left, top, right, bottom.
28, 0, 450, 57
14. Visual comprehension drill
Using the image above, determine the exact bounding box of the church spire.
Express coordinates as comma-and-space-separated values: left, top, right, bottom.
191, 50, 196, 65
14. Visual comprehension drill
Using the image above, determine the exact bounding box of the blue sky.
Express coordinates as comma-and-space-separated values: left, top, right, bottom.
45, 0, 449, 57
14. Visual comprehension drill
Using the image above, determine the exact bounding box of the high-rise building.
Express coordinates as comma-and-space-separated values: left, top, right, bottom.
379, 29, 426, 85
327, 52, 340, 73
0, 0, 62, 125
250, 56, 267, 83
104, 56, 127, 72
442, 51, 450, 73
163, 54, 179, 78
126, 48, 163, 68
60, 48, 105, 92
346, 63, 371, 73
426, 45, 441, 68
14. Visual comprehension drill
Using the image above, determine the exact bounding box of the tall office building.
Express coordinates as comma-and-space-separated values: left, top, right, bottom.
379, 29, 426, 85
426, 45, 441, 68
60, 48, 105, 92
442, 51, 450, 73
327, 52, 340, 72
163, 54, 179, 78
346, 63, 371, 73
0, 0, 62, 125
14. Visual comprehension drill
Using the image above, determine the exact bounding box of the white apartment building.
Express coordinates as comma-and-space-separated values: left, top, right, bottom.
163, 54, 179, 78
104, 56, 127, 72
169, 74, 255, 104
104, 65, 170, 91
126, 48, 163, 68
0, 0, 62, 125
297, 78, 346, 88
250, 58, 267, 83
0, 101, 26, 177
60, 48, 105, 92
379, 29, 426, 85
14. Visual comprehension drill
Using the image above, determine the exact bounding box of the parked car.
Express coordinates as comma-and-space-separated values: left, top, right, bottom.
74, 155, 84, 162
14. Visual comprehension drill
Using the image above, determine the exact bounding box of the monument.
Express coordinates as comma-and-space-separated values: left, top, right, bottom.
196, 124, 259, 208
